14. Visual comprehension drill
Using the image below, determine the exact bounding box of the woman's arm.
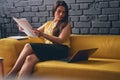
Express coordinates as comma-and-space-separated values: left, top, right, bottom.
32, 24, 45, 36
40, 22, 71, 44
37, 24, 45, 32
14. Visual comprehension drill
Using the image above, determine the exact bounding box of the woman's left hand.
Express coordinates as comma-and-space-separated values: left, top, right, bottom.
32, 29, 43, 37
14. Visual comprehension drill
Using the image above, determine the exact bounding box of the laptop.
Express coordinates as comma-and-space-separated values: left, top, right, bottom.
62, 48, 98, 63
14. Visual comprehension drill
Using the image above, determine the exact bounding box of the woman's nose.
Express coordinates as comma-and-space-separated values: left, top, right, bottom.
60, 12, 63, 16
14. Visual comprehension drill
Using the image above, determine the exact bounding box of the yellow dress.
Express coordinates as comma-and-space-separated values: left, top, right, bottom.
44, 21, 71, 48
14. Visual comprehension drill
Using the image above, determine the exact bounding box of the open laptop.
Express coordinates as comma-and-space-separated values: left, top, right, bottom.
62, 48, 98, 63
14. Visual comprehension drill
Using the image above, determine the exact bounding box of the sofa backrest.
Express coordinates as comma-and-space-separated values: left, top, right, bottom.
69, 35, 120, 59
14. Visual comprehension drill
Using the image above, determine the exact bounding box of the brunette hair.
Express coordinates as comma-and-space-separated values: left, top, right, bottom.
52, 0, 69, 36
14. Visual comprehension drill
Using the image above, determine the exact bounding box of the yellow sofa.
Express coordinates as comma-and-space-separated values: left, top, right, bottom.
0, 35, 120, 80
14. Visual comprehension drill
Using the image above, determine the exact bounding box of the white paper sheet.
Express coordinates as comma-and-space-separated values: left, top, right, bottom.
13, 17, 38, 37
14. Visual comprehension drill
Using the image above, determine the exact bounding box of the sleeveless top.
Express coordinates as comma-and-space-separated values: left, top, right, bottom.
44, 21, 71, 48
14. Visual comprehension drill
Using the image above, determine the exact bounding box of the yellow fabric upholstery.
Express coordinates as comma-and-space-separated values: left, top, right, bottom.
33, 58, 120, 80
0, 35, 120, 80
70, 35, 120, 59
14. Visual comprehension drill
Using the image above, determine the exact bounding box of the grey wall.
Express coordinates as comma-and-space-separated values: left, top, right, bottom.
0, 0, 120, 38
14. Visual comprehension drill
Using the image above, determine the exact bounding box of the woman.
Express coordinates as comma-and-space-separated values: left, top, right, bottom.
7, 0, 71, 79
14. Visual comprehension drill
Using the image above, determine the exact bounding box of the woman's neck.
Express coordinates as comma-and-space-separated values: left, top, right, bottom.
52, 20, 59, 25
53, 19, 59, 23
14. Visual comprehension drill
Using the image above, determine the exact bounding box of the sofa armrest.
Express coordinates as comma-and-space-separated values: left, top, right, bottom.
0, 37, 44, 75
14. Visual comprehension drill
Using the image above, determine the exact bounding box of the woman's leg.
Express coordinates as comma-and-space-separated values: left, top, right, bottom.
17, 54, 39, 79
7, 43, 33, 77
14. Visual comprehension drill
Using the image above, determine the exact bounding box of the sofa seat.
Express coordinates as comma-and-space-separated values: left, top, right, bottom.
0, 35, 120, 80
33, 58, 120, 80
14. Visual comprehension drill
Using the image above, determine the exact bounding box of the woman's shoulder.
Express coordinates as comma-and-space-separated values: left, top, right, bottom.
68, 21, 71, 24
66, 21, 71, 27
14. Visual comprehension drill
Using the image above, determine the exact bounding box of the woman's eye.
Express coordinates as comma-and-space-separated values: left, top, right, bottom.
57, 10, 61, 13
57, 10, 65, 14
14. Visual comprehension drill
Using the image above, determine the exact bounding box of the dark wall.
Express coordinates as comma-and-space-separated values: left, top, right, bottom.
0, 0, 120, 38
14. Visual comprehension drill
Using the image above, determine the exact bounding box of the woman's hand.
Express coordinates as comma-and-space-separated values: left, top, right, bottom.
18, 25, 24, 32
32, 28, 43, 37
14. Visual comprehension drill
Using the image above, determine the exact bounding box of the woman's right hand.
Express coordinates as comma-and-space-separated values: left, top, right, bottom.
18, 25, 24, 32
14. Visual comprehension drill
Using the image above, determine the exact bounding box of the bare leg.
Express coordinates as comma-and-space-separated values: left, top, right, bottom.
17, 54, 39, 79
7, 43, 33, 77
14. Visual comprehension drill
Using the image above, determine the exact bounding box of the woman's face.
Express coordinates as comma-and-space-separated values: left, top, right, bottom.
54, 6, 66, 22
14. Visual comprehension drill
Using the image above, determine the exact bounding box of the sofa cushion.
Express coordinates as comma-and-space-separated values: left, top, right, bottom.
33, 58, 120, 80
70, 35, 120, 59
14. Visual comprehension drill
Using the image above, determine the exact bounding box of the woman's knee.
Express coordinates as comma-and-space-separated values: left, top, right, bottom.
25, 55, 39, 64
23, 43, 33, 52
24, 43, 31, 49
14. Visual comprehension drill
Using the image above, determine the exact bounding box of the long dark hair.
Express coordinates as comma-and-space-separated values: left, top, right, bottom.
52, 0, 69, 37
